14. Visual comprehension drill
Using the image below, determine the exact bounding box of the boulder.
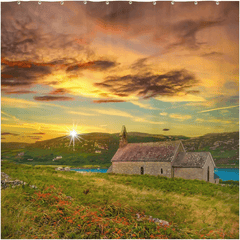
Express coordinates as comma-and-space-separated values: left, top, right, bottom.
1, 172, 37, 189
136, 213, 169, 227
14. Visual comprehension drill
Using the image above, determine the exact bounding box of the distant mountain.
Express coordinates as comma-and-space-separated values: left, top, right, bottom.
1, 142, 32, 149
183, 131, 239, 167
1, 132, 239, 168
32, 132, 189, 151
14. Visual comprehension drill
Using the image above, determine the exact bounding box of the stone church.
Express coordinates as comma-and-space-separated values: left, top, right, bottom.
107, 126, 219, 184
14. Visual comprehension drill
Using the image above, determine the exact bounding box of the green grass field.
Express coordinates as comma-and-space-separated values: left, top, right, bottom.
1, 161, 239, 239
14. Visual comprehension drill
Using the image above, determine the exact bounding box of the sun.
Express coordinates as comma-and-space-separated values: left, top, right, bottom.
57, 124, 84, 150
70, 129, 77, 138
68, 128, 83, 150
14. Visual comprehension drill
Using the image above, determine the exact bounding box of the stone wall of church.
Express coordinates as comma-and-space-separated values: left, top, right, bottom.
202, 155, 215, 183
112, 162, 172, 177
173, 167, 203, 181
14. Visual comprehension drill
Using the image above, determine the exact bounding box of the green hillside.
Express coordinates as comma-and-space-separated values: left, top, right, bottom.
183, 132, 239, 168
1, 132, 239, 168
1, 162, 239, 239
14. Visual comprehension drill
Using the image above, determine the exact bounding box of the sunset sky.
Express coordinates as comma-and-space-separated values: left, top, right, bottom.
1, 1, 239, 143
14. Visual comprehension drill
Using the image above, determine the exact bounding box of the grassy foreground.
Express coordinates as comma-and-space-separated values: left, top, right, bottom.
1, 162, 239, 239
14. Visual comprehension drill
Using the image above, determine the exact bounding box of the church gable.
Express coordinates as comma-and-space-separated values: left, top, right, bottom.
111, 141, 182, 162
172, 152, 212, 168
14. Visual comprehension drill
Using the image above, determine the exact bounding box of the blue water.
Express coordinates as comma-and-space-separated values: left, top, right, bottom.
71, 168, 239, 181
214, 168, 239, 181
71, 168, 108, 173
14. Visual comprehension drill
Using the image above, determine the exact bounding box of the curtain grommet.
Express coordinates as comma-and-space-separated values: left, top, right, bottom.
60, 1, 64, 5
194, 1, 198, 5
153, 1, 156, 5
216, 1, 219, 5
129, 1, 132, 4
17, 1, 21, 4
106, 1, 109, 5
171, 1, 174, 5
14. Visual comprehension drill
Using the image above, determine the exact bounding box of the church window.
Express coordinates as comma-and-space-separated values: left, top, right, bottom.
141, 167, 144, 175
207, 166, 209, 182
161, 168, 163, 174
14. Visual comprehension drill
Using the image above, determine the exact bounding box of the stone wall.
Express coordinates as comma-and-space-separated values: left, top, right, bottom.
107, 164, 113, 173
173, 167, 203, 181
112, 162, 172, 177
202, 155, 215, 183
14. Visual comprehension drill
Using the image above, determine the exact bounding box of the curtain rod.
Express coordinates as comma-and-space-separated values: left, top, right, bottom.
2, 0, 239, 2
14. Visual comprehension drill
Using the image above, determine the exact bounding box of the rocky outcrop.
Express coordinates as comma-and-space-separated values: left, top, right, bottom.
55, 167, 70, 171
136, 213, 170, 227
1, 172, 37, 189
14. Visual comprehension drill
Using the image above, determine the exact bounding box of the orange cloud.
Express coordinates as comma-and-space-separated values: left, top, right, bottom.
93, 99, 126, 103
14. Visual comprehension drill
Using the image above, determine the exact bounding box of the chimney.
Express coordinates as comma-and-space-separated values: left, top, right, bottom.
119, 125, 128, 148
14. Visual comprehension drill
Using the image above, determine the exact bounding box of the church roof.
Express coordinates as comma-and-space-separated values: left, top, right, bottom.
111, 141, 183, 162
172, 152, 212, 168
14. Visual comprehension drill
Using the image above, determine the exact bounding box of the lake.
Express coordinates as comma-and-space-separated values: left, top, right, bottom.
71, 168, 108, 173
71, 168, 239, 181
214, 168, 239, 181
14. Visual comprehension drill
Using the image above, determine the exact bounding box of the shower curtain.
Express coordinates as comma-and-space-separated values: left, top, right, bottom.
1, 1, 239, 239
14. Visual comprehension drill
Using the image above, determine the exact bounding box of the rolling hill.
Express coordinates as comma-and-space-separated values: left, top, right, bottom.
1, 131, 239, 168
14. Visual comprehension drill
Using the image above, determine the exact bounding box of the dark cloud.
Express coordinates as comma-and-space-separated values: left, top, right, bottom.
49, 88, 70, 95
85, 1, 232, 53
186, 90, 200, 95
4, 90, 37, 95
1, 12, 85, 60
32, 132, 45, 135
85, 1, 138, 25
34, 96, 74, 101
93, 99, 126, 103
163, 129, 170, 131
1, 132, 19, 136
95, 69, 198, 99
131, 58, 152, 73
27, 136, 42, 140
201, 52, 224, 58
66, 60, 117, 72
1, 58, 52, 88
168, 19, 223, 50
1, 5, 88, 92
